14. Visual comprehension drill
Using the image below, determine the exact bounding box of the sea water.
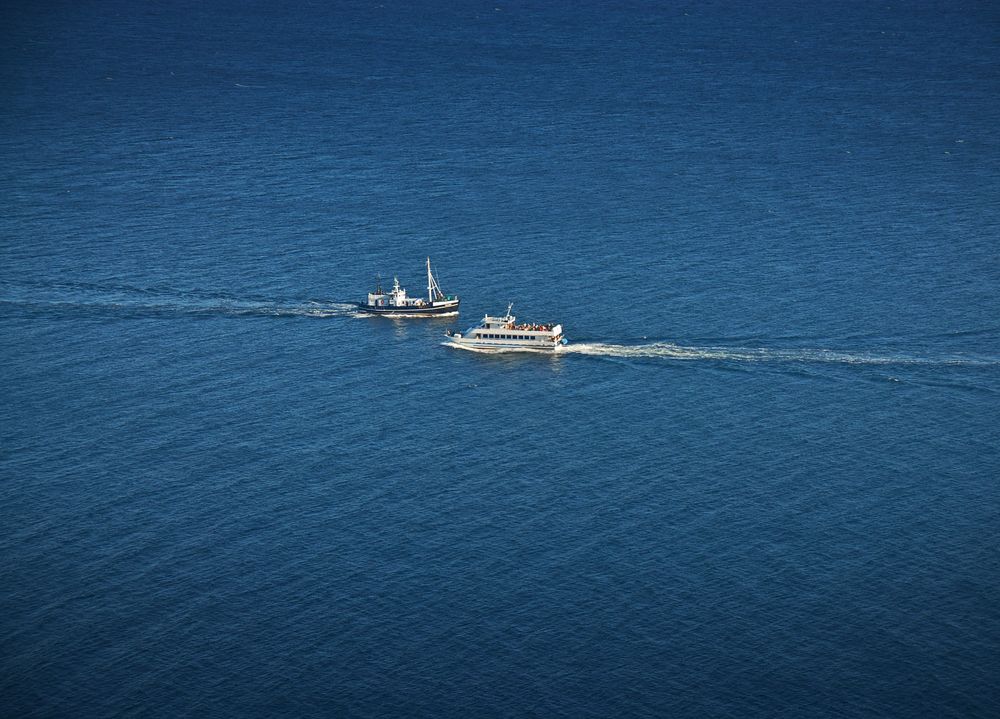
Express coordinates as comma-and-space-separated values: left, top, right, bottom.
2, 1, 998, 716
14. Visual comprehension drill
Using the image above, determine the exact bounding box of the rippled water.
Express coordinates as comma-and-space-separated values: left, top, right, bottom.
2, 1, 999, 717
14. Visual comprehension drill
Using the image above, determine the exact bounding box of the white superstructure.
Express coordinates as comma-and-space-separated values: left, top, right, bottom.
445, 304, 566, 351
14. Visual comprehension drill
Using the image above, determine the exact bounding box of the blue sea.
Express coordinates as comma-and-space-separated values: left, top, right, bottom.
2, 1, 999, 716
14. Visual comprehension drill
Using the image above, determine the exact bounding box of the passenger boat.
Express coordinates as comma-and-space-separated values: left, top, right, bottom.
359, 258, 460, 316
445, 304, 566, 351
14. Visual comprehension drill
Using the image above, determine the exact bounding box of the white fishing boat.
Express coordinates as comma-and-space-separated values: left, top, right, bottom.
445, 304, 566, 351
359, 257, 459, 316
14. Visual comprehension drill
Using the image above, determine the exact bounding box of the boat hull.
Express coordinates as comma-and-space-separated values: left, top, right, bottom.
358, 300, 460, 316
444, 337, 566, 352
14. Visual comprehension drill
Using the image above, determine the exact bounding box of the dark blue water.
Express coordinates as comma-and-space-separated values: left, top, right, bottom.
2, 1, 999, 716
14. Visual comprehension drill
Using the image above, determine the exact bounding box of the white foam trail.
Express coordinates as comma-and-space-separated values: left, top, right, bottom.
557, 342, 999, 367
0, 289, 362, 319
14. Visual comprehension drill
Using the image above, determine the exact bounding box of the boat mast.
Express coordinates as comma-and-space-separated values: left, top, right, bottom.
426, 257, 445, 302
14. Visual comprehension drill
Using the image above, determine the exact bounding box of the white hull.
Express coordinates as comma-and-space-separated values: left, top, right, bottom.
444, 338, 563, 352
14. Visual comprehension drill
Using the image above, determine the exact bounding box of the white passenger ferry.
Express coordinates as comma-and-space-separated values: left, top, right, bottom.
359, 258, 460, 316
445, 304, 566, 351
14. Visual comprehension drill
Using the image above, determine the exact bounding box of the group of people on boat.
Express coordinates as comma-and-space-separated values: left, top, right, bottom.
505, 322, 553, 332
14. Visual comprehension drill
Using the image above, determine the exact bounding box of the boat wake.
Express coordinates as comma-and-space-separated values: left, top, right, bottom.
0, 281, 364, 319
557, 341, 1000, 367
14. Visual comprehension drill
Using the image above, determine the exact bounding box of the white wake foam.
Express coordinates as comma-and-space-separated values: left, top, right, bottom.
557, 342, 998, 367
0, 283, 363, 319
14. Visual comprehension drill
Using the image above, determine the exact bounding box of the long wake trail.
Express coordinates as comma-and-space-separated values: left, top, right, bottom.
0, 281, 362, 319
559, 341, 1000, 368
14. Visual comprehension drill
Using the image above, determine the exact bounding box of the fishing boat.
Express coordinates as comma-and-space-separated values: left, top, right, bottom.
359, 257, 460, 316
445, 304, 566, 351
